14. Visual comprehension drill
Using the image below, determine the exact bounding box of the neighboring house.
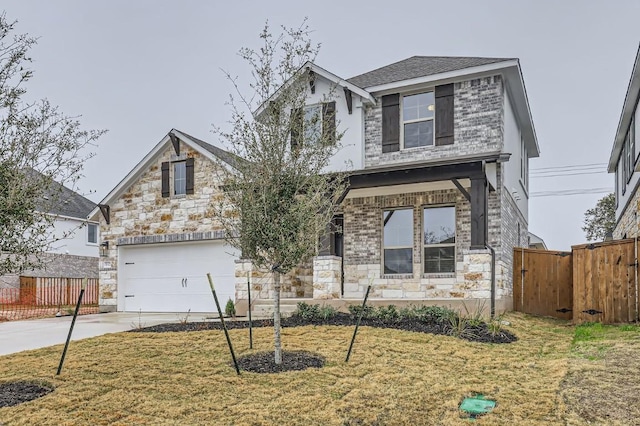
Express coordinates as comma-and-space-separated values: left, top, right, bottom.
528, 232, 547, 250
0, 180, 99, 288
93, 55, 539, 314
609, 45, 640, 239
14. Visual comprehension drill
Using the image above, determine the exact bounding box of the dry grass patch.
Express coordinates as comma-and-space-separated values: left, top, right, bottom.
561, 322, 640, 425
0, 313, 574, 425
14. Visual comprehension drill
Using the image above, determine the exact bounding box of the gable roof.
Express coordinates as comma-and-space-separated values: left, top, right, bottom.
46, 182, 96, 219
608, 44, 640, 172
23, 168, 96, 220
253, 61, 376, 117
88, 129, 236, 220
347, 56, 516, 89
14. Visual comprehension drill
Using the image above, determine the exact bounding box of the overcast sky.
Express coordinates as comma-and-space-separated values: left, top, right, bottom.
3, 1, 639, 250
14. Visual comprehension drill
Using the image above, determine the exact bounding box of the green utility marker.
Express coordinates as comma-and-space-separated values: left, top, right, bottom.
459, 394, 496, 419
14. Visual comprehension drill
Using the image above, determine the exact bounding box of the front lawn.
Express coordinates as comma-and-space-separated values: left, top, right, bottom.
0, 312, 579, 425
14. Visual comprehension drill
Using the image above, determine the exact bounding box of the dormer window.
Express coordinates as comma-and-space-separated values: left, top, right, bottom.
402, 92, 435, 148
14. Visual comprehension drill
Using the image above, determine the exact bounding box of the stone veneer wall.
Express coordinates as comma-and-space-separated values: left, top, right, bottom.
234, 260, 313, 300
614, 190, 640, 239
98, 142, 228, 310
498, 179, 527, 299
364, 76, 504, 168
340, 187, 504, 299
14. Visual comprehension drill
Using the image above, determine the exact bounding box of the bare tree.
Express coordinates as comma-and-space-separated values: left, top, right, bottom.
215, 20, 347, 364
0, 13, 105, 275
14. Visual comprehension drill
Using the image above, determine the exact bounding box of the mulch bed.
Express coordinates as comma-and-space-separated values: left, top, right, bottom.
0, 381, 54, 408
130, 313, 517, 344
236, 350, 325, 373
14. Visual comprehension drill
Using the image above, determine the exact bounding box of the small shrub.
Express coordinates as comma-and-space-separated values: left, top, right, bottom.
461, 301, 486, 327
318, 304, 337, 321
376, 305, 399, 322
225, 299, 236, 318
177, 309, 191, 324
487, 313, 506, 337
411, 305, 457, 324
348, 304, 375, 319
447, 314, 471, 338
296, 302, 320, 321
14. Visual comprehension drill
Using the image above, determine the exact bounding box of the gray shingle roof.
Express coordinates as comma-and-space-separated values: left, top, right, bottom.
174, 130, 243, 169
347, 56, 516, 89
30, 169, 96, 219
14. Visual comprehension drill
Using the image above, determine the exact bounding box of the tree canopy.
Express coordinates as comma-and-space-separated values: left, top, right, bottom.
0, 12, 105, 275
582, 193, 615, 242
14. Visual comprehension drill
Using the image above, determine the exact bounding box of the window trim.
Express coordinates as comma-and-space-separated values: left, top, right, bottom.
382, 207, 414, 275
422, 205, 456, 274
400, 90, 435, 150
87, 222, 98, 246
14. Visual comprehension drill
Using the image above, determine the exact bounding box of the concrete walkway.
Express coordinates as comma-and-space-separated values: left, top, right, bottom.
0, 312, 214, 356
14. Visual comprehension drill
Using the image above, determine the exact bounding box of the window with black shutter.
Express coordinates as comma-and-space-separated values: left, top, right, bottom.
382, 94, 400, 153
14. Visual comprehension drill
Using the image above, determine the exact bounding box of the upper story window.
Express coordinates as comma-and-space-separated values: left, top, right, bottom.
174, 161, 186, 195
381, 84, 453, 153
383, 208, 413, 274
520, 137, 528, 190
291, 101, 336, 149
161, 157, 194, 198
402, 92, 435, 149
303, 104, 322, 143
87, 223, 98, 245
423, 206, 456, 273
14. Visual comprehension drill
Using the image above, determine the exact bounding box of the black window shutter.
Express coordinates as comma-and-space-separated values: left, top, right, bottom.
322, 101, 336, 145
161, 162, 170, 197
185, 158, 195, 195
290, 107, 303, 149
381, 94, 400, 153
435, 84, 454, 146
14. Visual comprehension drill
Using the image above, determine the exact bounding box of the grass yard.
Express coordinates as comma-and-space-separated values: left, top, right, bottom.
0, 312, 638, 425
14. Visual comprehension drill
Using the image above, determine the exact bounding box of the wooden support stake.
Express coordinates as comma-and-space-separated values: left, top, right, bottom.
207, 273, 240, 375
57, 278, 86, 375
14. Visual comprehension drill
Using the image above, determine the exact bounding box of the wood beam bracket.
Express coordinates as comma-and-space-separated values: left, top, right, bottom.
98, 204, 110, 225
451, 178, 470, 202
343, 87, 353, 114
169, 133, 180, 156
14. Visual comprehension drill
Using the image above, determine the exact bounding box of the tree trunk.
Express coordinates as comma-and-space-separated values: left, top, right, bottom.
273, 270, 282, 364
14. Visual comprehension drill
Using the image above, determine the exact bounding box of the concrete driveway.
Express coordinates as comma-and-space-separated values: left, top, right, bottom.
0, 312, 212, 356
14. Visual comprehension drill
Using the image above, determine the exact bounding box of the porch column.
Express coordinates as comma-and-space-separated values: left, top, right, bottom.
470, 175, 488, 249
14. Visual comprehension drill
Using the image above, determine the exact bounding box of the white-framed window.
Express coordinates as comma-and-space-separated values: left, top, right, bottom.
87, 223, 98, 245
383, 208, 413, 274
303, 104, 322, 144
174, 161, 186, 195
402, 92, 435, 149
423, 206, 456, 274
520, 137, 528, 190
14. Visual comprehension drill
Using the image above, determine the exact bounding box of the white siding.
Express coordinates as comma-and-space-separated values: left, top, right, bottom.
502, 91, 528, 221
304, 78, 365, 172
48, 217, 99, 257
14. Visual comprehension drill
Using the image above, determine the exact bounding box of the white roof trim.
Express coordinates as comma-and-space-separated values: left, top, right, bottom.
608, 44, 640, 172
88, 129, 228, 220
253, 61, 376, 117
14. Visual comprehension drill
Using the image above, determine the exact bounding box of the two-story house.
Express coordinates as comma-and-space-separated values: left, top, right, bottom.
92, 56, 538, 314
609, 46, 640, 239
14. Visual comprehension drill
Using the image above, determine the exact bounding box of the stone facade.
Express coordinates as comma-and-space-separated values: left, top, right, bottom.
364, 76, 504, 168
614, 191, 640, 239
98, 141, 228, 309
234, 260, 313, 300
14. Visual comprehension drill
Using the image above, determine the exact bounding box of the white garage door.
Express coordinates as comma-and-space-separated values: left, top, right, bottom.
118, 241, 239, 313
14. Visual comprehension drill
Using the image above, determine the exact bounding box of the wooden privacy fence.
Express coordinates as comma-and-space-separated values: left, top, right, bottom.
514, 239, 640, 324
19, 277, 99, 306
513, 248, 573, 321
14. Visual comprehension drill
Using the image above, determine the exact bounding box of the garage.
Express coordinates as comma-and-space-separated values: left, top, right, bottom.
118, 241, 238, 312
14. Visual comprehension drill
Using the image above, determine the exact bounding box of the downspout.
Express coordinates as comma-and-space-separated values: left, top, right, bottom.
486, 244, 496, 319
